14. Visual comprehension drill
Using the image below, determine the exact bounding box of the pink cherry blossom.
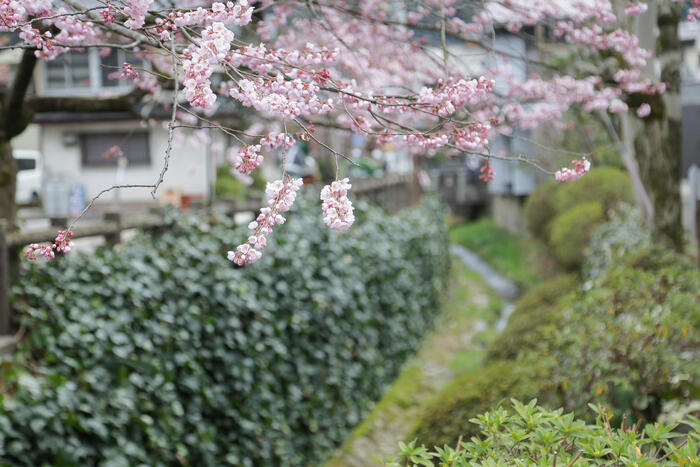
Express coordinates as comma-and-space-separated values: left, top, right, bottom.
555, 157, 591, 182
320, 178, 355, 231
636, 103, 651, 118
625, 2, 648, 16
228, 178, 303, 265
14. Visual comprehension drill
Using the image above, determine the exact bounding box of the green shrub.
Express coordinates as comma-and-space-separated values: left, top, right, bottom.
548, 201, 605, 267
523, 180, 559, 240
551, 166, 633, 216
539, 257, 700, 421
2, 196, 450, 466
379, 400, 700, 466
583, 213, 653, 279
408, 361, 555, 449
524, 168, 632, 243
214, 164, 266, 200
485, 274, 578, 362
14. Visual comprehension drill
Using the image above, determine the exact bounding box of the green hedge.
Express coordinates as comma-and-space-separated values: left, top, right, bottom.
409, 219, 699, 447
1, 196, 449, 466
548, 201, 605, 267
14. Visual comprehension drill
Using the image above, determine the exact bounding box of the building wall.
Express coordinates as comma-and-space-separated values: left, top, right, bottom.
490, 195, 529, 236
39, 120, 210, 203
12, 124, 40, 151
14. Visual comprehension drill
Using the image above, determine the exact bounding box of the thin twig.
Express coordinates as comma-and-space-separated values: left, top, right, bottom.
151, 37, 178, 198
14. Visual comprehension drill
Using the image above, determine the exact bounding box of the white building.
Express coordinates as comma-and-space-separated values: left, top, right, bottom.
10, 47, 229, 210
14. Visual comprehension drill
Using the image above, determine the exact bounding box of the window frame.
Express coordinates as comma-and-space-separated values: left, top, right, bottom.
42, 48, 140, 96
79, 131, 151, 168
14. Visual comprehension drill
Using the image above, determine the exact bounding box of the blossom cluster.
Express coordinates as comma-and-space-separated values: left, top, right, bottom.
24, 230, 74, 261
155, 1, 253, 40
320, 179, 355, 231
230, 76, 334, 119
124, 0, 154, 30
233, 144, 263, 174
227, 178, 303, 265
182, 22, 234, 110
554, 157, 591, 182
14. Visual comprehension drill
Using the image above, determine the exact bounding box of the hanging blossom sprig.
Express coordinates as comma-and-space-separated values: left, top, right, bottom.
320, 178, 355, 231
24, 230, 74, 261
554, 156, 591, 182
227, 177, 304, 265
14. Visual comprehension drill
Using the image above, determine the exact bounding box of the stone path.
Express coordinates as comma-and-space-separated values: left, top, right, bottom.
325, 247, 519, 467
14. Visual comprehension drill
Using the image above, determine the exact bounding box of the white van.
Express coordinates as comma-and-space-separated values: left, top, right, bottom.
14, 150, 43, 205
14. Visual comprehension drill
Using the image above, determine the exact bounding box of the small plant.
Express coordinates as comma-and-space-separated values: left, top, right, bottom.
379, 400, 700, 466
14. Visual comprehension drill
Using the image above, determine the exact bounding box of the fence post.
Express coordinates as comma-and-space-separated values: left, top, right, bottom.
0, 220, 10, 335
104, 212, 122, 247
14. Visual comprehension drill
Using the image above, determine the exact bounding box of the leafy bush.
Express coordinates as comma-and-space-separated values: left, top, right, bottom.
380, 400, 700, 466
523, 180, 559, 239
548, 201, 605, 267
540, 249, 700, 421
410, 219, 699, 447
407, 361, 555, 449
551, 166, 632, 216
524, 167, 632, 245
485, 274, 578, 362
214, 164, 266, 200
582, 212, 653, 279
2, 196, 449, 466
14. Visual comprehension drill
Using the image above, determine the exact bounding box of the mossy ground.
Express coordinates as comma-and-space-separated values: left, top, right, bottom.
324, 260, 502, 467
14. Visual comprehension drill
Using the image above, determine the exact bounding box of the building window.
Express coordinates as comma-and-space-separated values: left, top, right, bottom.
80, 132, 150, 167
43, 49, 144, 95
15, 157, 36, 171
45, 50, 91, 91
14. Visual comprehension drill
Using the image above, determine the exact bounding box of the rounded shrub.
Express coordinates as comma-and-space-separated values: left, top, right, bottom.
523, 180, 558, 240
2, 195, 450, 466
408, 361, 556, 449
548, 201, 605, 268
551, 166, 633, 216
542, 258, 700, 421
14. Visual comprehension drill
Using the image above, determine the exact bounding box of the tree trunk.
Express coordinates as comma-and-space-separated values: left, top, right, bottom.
0, 139, 16, 227
633, 3, 684, 250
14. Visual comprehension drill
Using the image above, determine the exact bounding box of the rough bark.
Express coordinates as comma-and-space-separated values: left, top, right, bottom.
0, 140, 15, 224
632, 3, 684, 249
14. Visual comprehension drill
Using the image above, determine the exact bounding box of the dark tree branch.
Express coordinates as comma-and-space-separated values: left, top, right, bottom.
3, 48, 38, 139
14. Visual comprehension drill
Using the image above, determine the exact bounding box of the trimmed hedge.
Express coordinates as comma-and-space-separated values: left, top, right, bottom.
1, 196, 450, 466
551, 166, 632, 216
524, 167, 633, 268
548, 201, 605, 267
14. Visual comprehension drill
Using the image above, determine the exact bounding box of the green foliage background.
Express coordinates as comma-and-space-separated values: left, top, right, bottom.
524, 166, 633, 268
409, 216, 699, 449
1, 196, 449, 466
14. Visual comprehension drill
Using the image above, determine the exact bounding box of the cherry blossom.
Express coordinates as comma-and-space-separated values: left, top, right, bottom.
24, 230, 74, 261
228, 178, 304, 265
637, 103, 651, 118
320, 179, 355, 231
555, 157, 591, 182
